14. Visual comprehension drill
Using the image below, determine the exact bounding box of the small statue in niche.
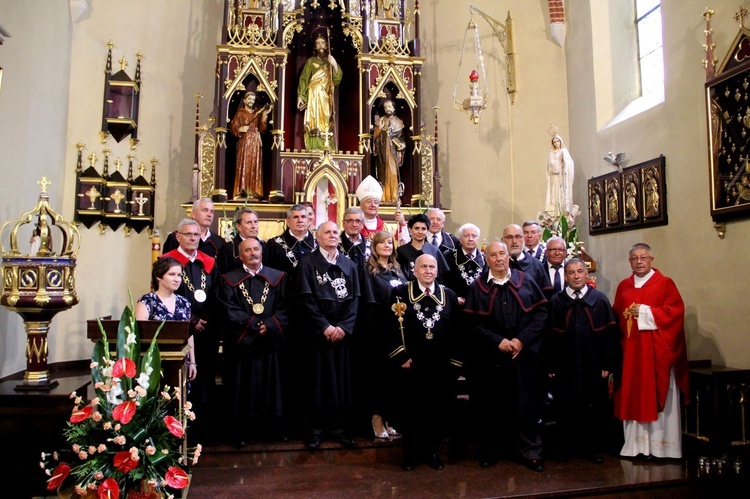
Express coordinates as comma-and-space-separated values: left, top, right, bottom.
230, 90, 272, 200
297, 33, 342, 151
372, 99, 406, 203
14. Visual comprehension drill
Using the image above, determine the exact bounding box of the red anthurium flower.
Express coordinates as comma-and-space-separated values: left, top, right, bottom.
163, 415, 184, 438
113, 450, 139, 473
165, 466, 190, 489
70, 406, 93, 423
46, 462, 71, 490
112, 400, 137, 424
98, 477, 120, 499
112, 357, 137, 378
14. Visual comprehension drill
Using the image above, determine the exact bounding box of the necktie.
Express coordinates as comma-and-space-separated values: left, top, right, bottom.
425, 287, 431, 296
432, 234, 438, 246
527, 249, 534, 258
553, 265, 562, 293
574, 290, 581, 300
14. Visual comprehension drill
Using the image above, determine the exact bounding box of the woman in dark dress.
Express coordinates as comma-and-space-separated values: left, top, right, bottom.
358, 231, 407, 439
135, 257, 196, 382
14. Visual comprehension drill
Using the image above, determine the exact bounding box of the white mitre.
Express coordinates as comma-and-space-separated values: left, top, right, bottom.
355, 175, 383, 202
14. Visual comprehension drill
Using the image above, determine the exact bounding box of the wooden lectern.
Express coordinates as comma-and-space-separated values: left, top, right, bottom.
86, 317, 192, 444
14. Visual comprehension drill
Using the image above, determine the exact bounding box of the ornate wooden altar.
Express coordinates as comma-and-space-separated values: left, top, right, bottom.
190, 0, 440, 233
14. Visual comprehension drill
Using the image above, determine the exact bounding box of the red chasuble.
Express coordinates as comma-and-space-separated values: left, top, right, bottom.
612, 269, 690, 423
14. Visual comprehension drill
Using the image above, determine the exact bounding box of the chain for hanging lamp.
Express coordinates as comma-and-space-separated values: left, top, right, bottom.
452, 16, 488, 127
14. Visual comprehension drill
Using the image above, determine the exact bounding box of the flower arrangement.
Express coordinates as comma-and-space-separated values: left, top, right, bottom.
538, 207, 583, 258
40, 300, 200, 498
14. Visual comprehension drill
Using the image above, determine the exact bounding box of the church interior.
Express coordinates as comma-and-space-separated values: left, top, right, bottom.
1, 1, 750, 497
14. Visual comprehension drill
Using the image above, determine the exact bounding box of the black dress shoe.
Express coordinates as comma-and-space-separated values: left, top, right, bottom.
520, 457, 544, 472
306, 435, 321, 451
427, 454, 444, 470
338, 435, 356, 449
479, 455, 498, 468
588, 453, 604, 464
402, 459, 419, 471
233, 439, 248, 449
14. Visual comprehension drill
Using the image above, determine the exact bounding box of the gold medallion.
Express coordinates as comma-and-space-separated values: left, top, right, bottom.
252, 303, 264, 314
425, 330, 434, 340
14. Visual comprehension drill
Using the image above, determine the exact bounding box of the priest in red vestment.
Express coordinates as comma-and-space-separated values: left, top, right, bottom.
612, 243, 689, 459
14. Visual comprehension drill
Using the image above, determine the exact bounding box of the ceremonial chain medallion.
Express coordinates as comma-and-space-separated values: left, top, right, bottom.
409, 283, 445, 341
240, 280, 270, 315
274, 236, 298, 267
183, 269, 207, 302
458, 261, 482, 285
315, 269, 349, 299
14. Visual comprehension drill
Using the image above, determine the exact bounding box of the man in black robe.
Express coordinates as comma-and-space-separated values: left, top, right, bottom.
502, 223, 552, 297
463, 241, 548, 472
547, 258, 619, 463
265, 204, 317, 277
442, 222, 485, 304
297, 221, 360, 451
387, 254, 461, 471
396, 213, 449, 281
216, 207, 266, 275
161, 218, 221, 442
162, 198, 225, 258
216, 237, 289, 448
339, 207, 369, 268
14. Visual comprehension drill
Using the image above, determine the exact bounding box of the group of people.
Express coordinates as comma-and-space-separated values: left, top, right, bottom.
136, 175, 689, 473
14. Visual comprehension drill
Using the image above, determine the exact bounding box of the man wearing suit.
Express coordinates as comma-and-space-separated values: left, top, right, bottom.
522, 221, 546, 263
544, 236, 568, 295
426, 207, 459, 253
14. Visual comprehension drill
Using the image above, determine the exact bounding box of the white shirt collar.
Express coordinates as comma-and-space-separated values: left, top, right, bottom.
487, 269, 511, 285
201, 228, 212, 242
430, 231, 442, 244
633, 269, 655, 288
345, 232, 362, 244
178, 246, 197, 262
319, 247, 339, 264
565, 285, 588, 299
243, 263, 263, 276
417, 281, 436, 295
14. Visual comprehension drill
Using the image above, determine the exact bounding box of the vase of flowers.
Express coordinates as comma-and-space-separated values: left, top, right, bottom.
40, 299, 200, 498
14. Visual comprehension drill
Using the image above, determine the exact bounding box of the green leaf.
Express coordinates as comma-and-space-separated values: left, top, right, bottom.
141, 320, 165, 400
542, 227, 552, 241
560, 215, 569, 236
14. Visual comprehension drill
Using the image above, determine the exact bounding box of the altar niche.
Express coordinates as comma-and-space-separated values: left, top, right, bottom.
195, 1, 437, 230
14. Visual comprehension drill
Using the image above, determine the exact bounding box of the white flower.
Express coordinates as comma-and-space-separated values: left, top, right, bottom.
126, 332, 137, 346
135, 372, 148, 390
106, 383, 124, 405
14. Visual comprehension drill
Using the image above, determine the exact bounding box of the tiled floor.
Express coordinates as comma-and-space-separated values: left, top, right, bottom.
185, 439, 730, 499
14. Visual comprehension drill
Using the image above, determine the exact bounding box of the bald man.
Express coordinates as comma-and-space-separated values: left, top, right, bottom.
387, 254, 461, 471
296, 221, 360, 451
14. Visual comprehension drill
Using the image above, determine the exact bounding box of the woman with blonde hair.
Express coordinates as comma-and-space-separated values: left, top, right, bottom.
357, 231, 407, 440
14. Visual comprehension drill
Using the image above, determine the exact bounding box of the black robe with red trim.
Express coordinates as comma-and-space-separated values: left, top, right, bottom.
217, 265, 288, 418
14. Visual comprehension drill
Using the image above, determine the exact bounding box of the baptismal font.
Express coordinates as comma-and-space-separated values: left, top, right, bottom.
0, 178, 80, 390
